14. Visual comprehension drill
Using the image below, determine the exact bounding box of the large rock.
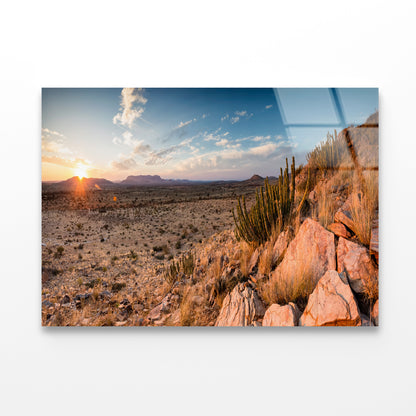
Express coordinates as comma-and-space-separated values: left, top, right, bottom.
299, 270, 361, 326
262, 302, 300, 326
337, 237, 378, 294
215, 283, 266, 326
271, 218, 336, 284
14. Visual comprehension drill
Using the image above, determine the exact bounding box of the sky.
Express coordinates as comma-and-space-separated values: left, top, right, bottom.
41, 88, 378, 181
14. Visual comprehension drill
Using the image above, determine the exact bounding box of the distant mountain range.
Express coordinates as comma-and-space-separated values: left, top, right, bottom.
42, 173, 275, 192
120, 174, 198, 186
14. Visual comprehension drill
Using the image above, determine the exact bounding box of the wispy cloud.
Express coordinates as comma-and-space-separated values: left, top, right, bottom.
215, 138, 229, 147
229, 110, 253, 124
42, 155, 91, 169
252, 135, 271, 142
265, 104, 273, 110
112, 131, 151, 155
110, 156, 138, 171
42, 128, 71, 155
175, 119, 195, 129
221, 114, 229, 122
113, 88, 147, 128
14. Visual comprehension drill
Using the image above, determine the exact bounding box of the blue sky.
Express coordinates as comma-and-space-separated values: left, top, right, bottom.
42, 88, 378, 181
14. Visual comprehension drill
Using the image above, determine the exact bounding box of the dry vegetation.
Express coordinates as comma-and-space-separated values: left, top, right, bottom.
42, 121, 379, 326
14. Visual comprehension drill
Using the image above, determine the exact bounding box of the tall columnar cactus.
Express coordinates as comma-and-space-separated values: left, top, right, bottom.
233, 157, 308, 245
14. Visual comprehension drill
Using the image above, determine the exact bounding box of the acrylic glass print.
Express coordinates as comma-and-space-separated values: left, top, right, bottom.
42, 88, 379, 327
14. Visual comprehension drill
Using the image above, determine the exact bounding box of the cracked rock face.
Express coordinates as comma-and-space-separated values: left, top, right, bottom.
337, 237, 378, 294
299, 270, 361, 326
271, 218, 336, 284
215, 283, 265, 326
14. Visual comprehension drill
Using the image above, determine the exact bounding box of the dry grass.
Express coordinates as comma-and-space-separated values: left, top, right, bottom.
258, 251, 321, 310
239, 242, 254, 278
314, 183, 337, 229
258, 240, 274, 276
351, 171, 378, 246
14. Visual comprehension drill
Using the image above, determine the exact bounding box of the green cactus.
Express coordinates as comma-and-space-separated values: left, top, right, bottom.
233, 157, 308, 245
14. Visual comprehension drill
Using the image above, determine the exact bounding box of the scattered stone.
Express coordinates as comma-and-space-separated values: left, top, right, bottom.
360, 314, 371, 326
371, 300, 379, 326
337, 237, 378, 294
42, 300, 53, 308
99, 290, 112, 300
61, 294, 71, 304
328, 223, 351, 239
309, 190, 318, 203
262, 302, 300, 326
191, 295, 205, 306
248, 248, 260, 273
334, 210, 356, 234
215, 283, 266, 326
299, 270, 361, 326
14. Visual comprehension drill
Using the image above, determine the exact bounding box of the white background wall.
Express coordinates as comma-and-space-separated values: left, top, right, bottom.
1, 1, 415, 414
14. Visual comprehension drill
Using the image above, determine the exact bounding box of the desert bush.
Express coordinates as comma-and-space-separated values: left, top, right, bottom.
351, 171, 378, 246
233, 157, 309, 246
111, 282, 126, 292
164, 251, 195, 285
54, 246, 64, 258
129, 250, 138, 260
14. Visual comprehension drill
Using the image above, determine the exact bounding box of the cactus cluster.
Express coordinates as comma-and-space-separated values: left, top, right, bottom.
164, 251, 195, 284
233, 157, 309, 245
306, 130, 344, 171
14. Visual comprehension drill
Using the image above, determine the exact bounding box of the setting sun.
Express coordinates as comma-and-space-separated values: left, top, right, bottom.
74, 165, 88, 179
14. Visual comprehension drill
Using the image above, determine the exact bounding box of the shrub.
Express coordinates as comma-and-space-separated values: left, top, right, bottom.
111, 282, 126, 292
54, 246, 64, 258
164, 252, 195, 284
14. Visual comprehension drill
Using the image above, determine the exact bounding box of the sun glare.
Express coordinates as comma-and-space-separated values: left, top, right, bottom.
75, 165, 88, 180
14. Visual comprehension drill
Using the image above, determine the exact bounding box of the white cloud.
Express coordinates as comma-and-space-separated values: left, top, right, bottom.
216, 138, 229, 147
42, 128, 72, 155
175, 119, 193, 129
221, 114, 229, 122
230, 116, 240, 124
113, 88, 147, 128
42, 128, 64, 138
42, 155, 91, 169
252, 135, 271, 142
265, 104, 273, 109
248, 142, 278, 156
235, 110, 247, 117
